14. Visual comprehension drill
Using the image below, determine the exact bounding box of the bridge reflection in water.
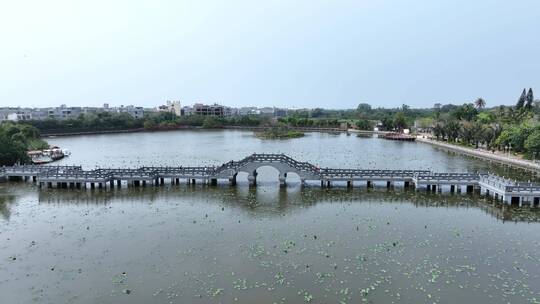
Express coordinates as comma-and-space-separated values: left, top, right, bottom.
24, 185, 540, 223
2, 153, 540, 207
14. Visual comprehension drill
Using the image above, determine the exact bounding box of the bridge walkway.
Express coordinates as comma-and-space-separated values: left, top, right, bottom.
1, 153, 539, 207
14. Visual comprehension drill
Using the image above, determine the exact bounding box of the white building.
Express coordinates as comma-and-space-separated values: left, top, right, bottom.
117, 105, 144, 119
156, 100, 182, 116
167, 100, 182, 116
182, 106, 193, 116
0, 108, 33, 122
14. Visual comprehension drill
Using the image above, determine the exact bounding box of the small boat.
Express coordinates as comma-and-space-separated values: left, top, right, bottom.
28, 146, 66, 164
381, 133, 416, 141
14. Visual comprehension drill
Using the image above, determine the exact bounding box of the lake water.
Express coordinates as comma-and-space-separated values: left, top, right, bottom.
1, 130, 539, 304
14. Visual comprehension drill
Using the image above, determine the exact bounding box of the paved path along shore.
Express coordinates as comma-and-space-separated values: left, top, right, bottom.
417, 137, 540, 172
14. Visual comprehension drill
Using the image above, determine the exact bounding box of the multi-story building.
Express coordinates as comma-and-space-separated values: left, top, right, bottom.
0, 103, 145, 122
238, 107, 258, 116
117, 105, 144, 119
0, 107, 33, 122
193, 103, 232, 117
273, 108, 288, 118
167, 100, 182, 116
46, 105, 83, 120
235, 106, 287, 117
0, 102, 292, 122
156, 100, 182, 116
182, 106, 193, 116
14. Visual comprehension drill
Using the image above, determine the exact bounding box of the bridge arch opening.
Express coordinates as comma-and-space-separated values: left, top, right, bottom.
235, 172, 249, 185
253, 166, 281, 185
285, 171, 302, 186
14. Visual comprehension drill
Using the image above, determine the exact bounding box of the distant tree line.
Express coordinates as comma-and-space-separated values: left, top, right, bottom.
430, 88, 540, 158
23, 111, 268, 134
275, 88, 540, 158
10, 86, 540, 160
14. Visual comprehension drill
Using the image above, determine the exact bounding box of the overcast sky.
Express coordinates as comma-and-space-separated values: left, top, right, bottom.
0, 0, 539, 109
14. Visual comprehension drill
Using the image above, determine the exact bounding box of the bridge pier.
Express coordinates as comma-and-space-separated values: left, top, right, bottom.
229, 174, 237, 186
279, 175, 286, 187
109, 180, 114, 188
326, 180, 332, 188
191, 178, 196, 185
175, 178, 180, 184
117, 180, 121, 187
367, 181, 372, 188
160, 178, 164, 185
386, 181, 392, 188
248, 175, 257, 187
404, 181, 410, 188
450, 185, 455, 193
210, 178, 218, 186
347, 181, 352, 188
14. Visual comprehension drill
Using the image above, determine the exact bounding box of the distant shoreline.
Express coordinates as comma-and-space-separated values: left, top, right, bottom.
40, 125, 349, 137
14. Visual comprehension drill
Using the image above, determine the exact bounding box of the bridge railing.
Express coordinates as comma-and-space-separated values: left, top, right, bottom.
140, 166, 217, 176
413, 172, 479, 183
39, 169, 115, 180
479, 174, 510, 189
215, 154, 320, 174
506, 184, 540, 193
323, 169, 430, 178
250, 153, 320, 173
5, 165, 82, 174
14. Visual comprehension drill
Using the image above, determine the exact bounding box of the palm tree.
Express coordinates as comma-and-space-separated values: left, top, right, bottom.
445, 120, 461, 142
432, 123, 445, 140
474, 97, 486, 109
516, 88, 527, 109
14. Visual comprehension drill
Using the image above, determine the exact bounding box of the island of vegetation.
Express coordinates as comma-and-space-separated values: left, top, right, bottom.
255, 125, 305, 139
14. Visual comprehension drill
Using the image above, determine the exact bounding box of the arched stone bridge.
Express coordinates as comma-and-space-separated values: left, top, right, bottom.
214, 153, 321, 185
1, 153, 540, 207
